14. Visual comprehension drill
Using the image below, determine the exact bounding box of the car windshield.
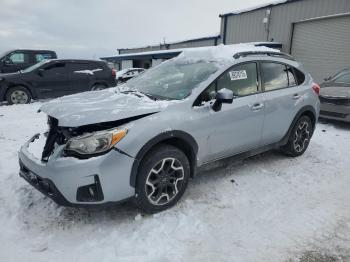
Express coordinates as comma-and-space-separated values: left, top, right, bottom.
126, 60, 218, 100
21, 60, 50, 73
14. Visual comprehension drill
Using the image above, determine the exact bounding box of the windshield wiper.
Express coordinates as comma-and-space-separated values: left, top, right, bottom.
140, 92, 158, 101
120, 90, 158, 101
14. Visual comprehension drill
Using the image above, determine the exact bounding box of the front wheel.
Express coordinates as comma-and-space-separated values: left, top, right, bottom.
280, 115, 314, 157
6, 86, 32, 105
91, 84, 106, 91
135, 144, 190, 213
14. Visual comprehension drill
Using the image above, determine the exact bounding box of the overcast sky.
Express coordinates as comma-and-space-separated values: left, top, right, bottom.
0, 0, 275, 59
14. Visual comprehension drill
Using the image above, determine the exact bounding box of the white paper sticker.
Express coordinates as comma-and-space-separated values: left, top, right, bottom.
229, 70, 247, 81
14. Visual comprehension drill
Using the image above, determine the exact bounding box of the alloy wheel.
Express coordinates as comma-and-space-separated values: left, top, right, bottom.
293, 120, 310, 153
145, 157, 185, 206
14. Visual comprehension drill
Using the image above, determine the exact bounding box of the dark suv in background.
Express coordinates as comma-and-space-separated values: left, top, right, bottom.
0, 49, 57, 73
0, 59, 116, 104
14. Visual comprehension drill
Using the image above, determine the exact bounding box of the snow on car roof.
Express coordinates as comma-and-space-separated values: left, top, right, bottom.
175, 43, 279, 63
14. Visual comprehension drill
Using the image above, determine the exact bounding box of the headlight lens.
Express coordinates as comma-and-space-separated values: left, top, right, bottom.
65, 128, 127, 155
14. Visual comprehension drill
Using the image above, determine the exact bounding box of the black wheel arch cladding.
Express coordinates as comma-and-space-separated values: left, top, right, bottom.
130, 130, 198, 188
281, 105, 317, 145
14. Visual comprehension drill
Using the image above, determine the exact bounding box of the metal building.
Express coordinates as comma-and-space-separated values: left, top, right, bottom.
103, 35, 220, 70
219, 0, 350, 82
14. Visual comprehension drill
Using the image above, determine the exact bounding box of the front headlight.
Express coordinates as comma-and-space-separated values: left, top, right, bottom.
65, 128, 127, 155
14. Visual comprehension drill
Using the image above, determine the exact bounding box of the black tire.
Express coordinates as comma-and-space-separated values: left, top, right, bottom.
6, 86, 32, 105
135, 144, 190, 213
91, 84, 107, 91
280, 115, 313, 157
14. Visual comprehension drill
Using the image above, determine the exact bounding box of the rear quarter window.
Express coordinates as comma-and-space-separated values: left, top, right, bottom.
293, 68, 306, 85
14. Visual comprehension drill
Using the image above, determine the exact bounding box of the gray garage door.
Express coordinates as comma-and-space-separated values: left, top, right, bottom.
291, 14, 350, 83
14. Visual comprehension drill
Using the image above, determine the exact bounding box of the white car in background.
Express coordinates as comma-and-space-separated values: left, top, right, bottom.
116, 68, 145, 84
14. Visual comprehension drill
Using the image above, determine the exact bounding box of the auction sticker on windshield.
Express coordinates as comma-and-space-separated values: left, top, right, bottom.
229, 70, 247, 81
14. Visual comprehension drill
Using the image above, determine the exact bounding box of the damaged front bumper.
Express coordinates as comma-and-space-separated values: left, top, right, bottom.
18, 134, 136, 206
320, 103, 350, 122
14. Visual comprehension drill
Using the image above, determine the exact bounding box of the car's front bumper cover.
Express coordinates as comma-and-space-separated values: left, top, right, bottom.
320, 102, 350, 122
18, 134, 136, 206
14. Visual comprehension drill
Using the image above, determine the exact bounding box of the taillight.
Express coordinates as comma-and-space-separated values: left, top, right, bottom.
111, 68, 116, 77
312, 83, 320, 95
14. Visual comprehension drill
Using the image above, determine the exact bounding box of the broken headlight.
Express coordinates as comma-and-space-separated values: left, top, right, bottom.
65, 128, 127, 156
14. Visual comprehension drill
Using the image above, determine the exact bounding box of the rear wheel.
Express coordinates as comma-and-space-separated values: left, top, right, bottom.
135, 144, 190, 213
6, 86, 31, 105
280, 115, 313, 157
91, 84, 107, 91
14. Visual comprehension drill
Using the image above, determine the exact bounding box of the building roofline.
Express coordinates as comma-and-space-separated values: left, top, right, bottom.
117, 35, 220, 52
219, 0, 302, 17
101, 49, 183, 61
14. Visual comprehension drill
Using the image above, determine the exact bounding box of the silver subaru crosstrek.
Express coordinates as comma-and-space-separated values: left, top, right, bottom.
18, 44, 320, 213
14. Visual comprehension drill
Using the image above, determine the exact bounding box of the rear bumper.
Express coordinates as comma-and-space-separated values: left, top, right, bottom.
320, 103, 350, 122
18, 134, 136, 206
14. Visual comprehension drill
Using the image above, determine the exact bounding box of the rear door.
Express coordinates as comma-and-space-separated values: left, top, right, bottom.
260, 61, 306, 145
34, 61, 70, 98
202, 62, 265, 161
66, 62, 93, 94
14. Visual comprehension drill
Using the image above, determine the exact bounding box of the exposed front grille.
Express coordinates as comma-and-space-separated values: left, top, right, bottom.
42, 116, 60, 161
319, 96, 350, 106
320, 110, 348, 118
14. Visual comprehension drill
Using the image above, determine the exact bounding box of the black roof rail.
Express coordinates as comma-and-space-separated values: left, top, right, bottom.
233, 51, 295, 61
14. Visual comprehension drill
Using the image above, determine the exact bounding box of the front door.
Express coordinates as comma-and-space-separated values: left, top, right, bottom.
1, 51, 31, 73
196, 62, 265, 163
34, 61, 70, 98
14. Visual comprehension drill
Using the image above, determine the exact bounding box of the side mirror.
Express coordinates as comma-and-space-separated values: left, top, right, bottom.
38, 68, 45, 76
324, 77, 331, 82
4, 58, 12, 65
212, 88, 234, 112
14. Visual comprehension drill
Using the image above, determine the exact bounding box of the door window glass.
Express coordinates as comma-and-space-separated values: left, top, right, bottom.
216, 63, 258, 96
43, 62, 66, 74
262, 63, 289, 91
8, 52, 30, 64
335, 73, 350, 84
67, 63, 90, 73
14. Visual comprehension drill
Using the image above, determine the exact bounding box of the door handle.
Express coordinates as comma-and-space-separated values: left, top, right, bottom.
251, 103, 264, 111
293, 93, 301, 100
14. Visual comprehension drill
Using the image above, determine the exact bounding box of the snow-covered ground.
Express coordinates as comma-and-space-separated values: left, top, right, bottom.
1, 102, 350, 262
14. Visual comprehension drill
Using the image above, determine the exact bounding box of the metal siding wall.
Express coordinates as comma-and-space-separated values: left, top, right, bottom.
225, 8, 268, 44
219, 17, 225, 44
269, 0, 350, 52
224, 0, 350, 51
291, 14, 350, 83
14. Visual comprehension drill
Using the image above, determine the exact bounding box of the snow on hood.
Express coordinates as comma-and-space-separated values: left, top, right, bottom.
39, 88, 175, 127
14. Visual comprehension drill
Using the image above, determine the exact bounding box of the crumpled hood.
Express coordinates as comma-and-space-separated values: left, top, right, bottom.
39, 88, 173, 127
320, 86, 350, 99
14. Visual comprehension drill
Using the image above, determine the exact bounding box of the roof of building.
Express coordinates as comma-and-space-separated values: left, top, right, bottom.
219, 0, 302, 17
117, 35, 220, 53
101, 49, 184, 62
